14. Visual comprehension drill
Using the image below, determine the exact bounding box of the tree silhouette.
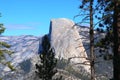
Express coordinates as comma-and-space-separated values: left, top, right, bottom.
35, 35, 57, 80
95, 0, 120, 79
79, 0, 95, 80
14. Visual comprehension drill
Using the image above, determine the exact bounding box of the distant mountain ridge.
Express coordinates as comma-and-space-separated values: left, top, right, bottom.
0, 35, 42, 66
0, 18, 112, 80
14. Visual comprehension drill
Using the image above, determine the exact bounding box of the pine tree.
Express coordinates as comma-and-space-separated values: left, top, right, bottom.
95, 0, 120, 79
112, 0, 120, 79
79, 0, 95, 80
35, 35, 57, 80
0, 14, 15, 71
89, 1, 95, 80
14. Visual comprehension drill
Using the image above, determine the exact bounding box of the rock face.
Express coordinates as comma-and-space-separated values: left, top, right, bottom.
49, 18, 90, 73
77, 26, 113, 79
0, 35, 41, 66
0, 35, 41, 80
77, 26, 106, 56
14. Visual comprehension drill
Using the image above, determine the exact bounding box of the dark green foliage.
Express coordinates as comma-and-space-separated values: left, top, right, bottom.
0, 24, 5, 35
0, 14, 14, 72
95, 0, 114, 62
94, 0, 114, 61
95, 1, 120, 79
0, 15, 13, 61
95, 31, 113, 49
35, 35, 57, 80
6, 61, 16, 71
95, 0, 113, 35
0, 41, 11, 48
95, 0, 114, 27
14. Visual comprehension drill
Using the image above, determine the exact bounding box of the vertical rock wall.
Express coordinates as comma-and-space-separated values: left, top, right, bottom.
49, 18, 90, 73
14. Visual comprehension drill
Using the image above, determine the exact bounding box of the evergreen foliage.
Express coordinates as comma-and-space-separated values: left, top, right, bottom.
0, 14, 14, 70
35, 35, 57, 80
95, 0, 120, 79
6, 61, 16, 71
0, 24, 5, 35
95, 0, 114, 48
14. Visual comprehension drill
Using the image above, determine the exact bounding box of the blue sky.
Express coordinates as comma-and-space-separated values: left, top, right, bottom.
0, 0, 81, 36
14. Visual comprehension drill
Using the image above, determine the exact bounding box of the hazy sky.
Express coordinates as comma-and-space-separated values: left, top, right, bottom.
0, 0, 81, 36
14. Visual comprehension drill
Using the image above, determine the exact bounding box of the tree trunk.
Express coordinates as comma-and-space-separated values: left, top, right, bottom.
90, 0, 95, 80
113, 0, 120, 80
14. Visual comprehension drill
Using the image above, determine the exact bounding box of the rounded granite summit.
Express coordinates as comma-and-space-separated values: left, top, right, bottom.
51, 18, 75, 27
49, 18, 90, 73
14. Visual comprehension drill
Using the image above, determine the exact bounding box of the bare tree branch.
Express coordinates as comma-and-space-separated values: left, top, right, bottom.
72, 61, 90, 66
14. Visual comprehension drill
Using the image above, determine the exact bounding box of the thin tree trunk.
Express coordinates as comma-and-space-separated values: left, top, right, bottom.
113, 0, 120, 80
90, 0, 95, 80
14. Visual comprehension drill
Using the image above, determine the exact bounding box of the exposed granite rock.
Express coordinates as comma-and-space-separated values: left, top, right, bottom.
49, 18, 90, 74
0, 35, 41, 65
77, 26, 113, 79
0, 35, 41, 80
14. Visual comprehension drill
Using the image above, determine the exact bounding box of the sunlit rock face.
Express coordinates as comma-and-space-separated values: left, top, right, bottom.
49, 18, 90, 73
0, 35, 41, 66
0, 35, 41, 80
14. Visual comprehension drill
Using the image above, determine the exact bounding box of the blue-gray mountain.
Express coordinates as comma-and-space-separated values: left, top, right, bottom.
0, 18, 112, 80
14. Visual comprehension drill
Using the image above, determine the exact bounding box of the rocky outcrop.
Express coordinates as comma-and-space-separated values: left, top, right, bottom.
49, 18, 90, 73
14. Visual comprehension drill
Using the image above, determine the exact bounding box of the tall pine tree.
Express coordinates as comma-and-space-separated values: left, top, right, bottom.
112, 0, 120, 79
95, 0, 120, 79
35, 35, 57, 80
79, 0, 95, 80
0, 14, 14, 71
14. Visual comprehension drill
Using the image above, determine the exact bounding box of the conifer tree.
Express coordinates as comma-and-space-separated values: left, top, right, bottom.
35, 35, 57, 80
79, 0, 95, 80
0, 15, 14, 71
112, 0, 120, 79
95, 1, 120, 79
79, 0, 120, 79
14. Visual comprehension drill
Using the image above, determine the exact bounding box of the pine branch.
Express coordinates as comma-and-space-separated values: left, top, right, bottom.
0, 41, 11, 48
